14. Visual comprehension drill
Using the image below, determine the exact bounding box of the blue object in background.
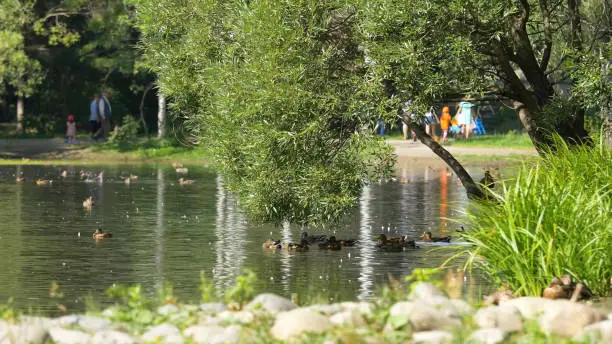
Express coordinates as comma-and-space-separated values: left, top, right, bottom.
473, 118, 487, 136
377, 118, 385, 137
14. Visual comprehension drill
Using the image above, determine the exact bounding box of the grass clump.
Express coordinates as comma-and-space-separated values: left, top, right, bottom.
450, 131, 534, 149
460, 136, 611, 296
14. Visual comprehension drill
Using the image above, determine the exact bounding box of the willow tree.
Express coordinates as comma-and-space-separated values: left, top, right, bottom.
135, 0, 609, 221
135, 0, 394, 224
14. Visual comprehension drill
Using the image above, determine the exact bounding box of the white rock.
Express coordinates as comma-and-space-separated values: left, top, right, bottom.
158, 304, 179, 315
49, 327, 92, 344
246, 293, 297, 313
501, 297, 557, 319
92, 330, 135, 344
539, 301, 607, 337
141, 323, 184, 344
329, 311, 366, 327
339, 302, 373, 316
412, 330, 453, 344
307, 304, 343, 315
575, 319, 612, 342
6, 323, 48, 344
411, 283, 446, 300
467, 328, 507, 344
270, 308, 331, 340
200, 303, 227, 314
389, 301, 460, 331
18, 316, 53, 330
449, 299, 474, 315
52, 315, 110, 332
184, 325, 242, 344
217, 311, 255, 324
474, 306, 523, 332
420, 296, 460, 319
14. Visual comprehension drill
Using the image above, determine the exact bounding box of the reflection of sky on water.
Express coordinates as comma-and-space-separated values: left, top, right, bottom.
0, 162, 492, 313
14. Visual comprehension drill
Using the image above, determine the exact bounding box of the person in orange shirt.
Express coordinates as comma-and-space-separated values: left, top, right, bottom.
439, 106, 452, 143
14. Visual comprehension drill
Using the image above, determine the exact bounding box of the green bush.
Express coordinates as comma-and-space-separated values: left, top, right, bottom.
109, 115, 140, 144
459, 136, 611, 296
22, 115, 60, 137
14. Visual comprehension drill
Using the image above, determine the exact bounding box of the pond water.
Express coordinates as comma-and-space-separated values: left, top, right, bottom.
0, 161, 494, 313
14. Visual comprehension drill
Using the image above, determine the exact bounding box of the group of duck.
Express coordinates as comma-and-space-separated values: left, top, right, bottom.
263, 231, 452, 252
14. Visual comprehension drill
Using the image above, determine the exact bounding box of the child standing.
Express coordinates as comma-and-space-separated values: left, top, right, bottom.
440, 106, 452, 143
66, 114, 77, 143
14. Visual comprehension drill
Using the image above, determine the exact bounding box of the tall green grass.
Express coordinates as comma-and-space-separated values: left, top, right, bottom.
459, 136, 611, 296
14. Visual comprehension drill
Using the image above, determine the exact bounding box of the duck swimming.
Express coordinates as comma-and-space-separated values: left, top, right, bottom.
178, 178, 195, 185
172, 162, 184, 169
36, 179, 52, 185
300, 232, 327, 244
421, 231, 451, 243
263, 239, 282, 249
284, 239, 310, 252
83, 196, 94, 209
319, 237, 342, 250
176, 167, 189, 174
60, 170, 68, 178
480, 170, 496, 189
376, 234, 418, 251
16, 177, 25, 183
92, 229, 112, 239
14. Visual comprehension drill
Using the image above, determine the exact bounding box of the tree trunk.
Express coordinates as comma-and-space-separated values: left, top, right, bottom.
16, 96, 24, 134
405, 119, 487, 200
139, 83, 154, 134
157, 91, 166, 139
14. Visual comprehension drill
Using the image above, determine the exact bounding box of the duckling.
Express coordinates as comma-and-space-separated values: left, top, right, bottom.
36, 179, 52, 185
262, 239, 282, 249
129, 175, 138, 181
542, 277, 568, 299
421, 231, 451, 243
318, 236, 342, 250
176, 167, 189, 174
178, 178, 195, 185
123, 177, 131, 185
560, 274, 593, 301
79, 170, 89, 179
301, 231, 328, 244
480, 170, 496, 189
82, 196, 94, 210
172, 162, 184, 169
376, 234, 418, 250
16, 176, 25, 183
376, 234, 405, 245
285, 239, 310, 252
60, 170, 68, 178
92, 228, 112, 239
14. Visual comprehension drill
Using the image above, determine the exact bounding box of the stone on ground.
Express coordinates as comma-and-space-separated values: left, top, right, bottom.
52, 315, 111, 332
501, 297, 556, 319
575, 319, 612, 342
474, 305, 523, 332
200, 303, 228, 314
389, 301, 461, 331
410, 283, 446, 300
307, 304, 343, 315
246, 293, 297, 313
91, 330, 135, 344
270, 308, 331, 340
329, 311, 366, 327
49, 327, 92, 344
141, 323, 184, 344
412, 330, 453, 344
467, 328, 507, 344
538, 301, 607, 337
217, 310, 255, 324
184, 325, 242, 344
157, 304, 179, 315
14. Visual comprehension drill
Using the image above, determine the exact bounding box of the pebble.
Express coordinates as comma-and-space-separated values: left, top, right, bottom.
270, 308, 332, 340
246, 293, 297, 313
0, 320, 48, 344
307, 304, 343, 315
538, 301, 607, 337
200, 303, 228, 314
474, 305, 523, 332
52, 315, 111, 332
389, 301, 461, 331
467, 328, 507, 344
412, 330, 453, 344
184, 325, 242, 344
410, 283, 446, 300
217, 310, 255, 324
49, 327, 92, 344
575, 319, 612, 342
141, 323, 184, 344
329, 311, 366, 327
91, 330, 135, 344
157, 304, 180, 315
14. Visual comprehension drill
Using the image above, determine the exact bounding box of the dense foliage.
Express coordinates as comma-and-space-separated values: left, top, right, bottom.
460, 136, 611, 296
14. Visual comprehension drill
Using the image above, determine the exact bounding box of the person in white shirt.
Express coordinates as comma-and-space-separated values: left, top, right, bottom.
98, 89, 112, 139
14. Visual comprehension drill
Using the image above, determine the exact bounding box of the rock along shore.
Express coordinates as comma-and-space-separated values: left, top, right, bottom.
0, 283, 610, 343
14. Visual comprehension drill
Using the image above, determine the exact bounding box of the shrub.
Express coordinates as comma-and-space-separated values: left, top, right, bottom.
109, 115, 140, 144
458, 136, 611, 296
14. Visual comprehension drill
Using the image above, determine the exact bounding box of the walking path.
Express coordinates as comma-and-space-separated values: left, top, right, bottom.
0, 138, 537, 160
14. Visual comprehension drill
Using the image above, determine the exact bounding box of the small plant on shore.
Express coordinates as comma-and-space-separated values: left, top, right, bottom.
225, 269, 257, 309
458, 135, 611, 296
109, 115, 140, 144
200, 271, 218, 303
